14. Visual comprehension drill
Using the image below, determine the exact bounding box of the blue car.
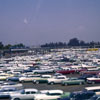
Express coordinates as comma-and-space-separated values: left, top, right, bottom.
7, 77, 19, 82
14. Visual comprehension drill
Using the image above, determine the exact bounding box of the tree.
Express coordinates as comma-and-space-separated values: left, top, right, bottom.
17, 43, 25, 48
67, 38, 80, 46
4, 44, 12, 49
0, 42, 4, 49
89, 41, 95, 48
80, 40, 85, 46
12, 43, 25, 49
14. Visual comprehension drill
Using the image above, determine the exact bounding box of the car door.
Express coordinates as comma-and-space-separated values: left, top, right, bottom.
69, 79, 79, 85
72, 79, 79, 84
25, 91, 35, 100
56, 77, 65, 83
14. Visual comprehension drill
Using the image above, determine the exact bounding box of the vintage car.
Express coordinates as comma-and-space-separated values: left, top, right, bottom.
61, 78, 85, 86
10, 88, 38, 100
56, 69, 75, 74
47, 75, 69, 85
33, 69, 54, 74
33, 75, 52, 84
19, 75, 41, 82
85, 86, 100, 95
7, 77, 20, 82
0, 82, 23, 90
0, 87, 18, 99
34, 90, 70, 100
75, 68, 87, 73
78, 74, 96, 81
87, 76, 100, 84
59, 91, 95, 100
80, 70, 100, 75
0, 73, 14, 81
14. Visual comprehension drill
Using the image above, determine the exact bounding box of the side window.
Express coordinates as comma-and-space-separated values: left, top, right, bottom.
72, 79, 76, 80
31, 91, 36, 94
57, 77, 65, 79
93, 89, 100, 92
25, 92, 30, 94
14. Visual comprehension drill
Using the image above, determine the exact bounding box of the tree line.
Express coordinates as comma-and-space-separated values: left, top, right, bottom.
0, 42, 25, 50
41, 38, 100, 48
0, 38, 100, 50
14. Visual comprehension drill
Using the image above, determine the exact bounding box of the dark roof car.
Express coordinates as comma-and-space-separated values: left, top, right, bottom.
78, 74, 96, 81
58, 91, 95, 100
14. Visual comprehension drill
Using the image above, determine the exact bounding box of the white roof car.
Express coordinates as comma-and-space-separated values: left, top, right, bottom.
10, 88, 38, 100
34, 90, 64, 100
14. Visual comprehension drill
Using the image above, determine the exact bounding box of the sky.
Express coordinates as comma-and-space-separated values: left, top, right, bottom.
0, 0, 100, 45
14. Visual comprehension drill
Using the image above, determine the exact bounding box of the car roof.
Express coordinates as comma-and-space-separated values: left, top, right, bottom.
85, 86, 100, 90
41, 75, 52, 78
1, 87, 17, 91
24, 88, 38, 92
47, 90, 63, 94
57, 75, 66, 77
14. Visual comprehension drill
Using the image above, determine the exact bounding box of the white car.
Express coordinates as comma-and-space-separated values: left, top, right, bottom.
10, 88, 38, 100
87, 76, 100, 84
34, 90, 63, 100
19, 76, 40, 82
32, 69, 54, 74
0, 82, 23, 90
0, 87, 19, 99
0, 73, 14, 81
47, 75, 69, 84
33, 74, 52, 84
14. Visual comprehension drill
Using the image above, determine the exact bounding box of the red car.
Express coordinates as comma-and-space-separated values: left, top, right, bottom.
80, 70, 100, 75
75, 68, 87, 73
56, 69, 75, 74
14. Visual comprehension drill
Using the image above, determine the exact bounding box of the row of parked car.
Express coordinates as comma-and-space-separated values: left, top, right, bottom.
13, 73, 100, 85
0, 85, 100, 100
1, 69, 100, 86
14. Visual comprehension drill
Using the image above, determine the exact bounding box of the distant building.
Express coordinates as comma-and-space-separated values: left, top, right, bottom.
3, 47, 29, 57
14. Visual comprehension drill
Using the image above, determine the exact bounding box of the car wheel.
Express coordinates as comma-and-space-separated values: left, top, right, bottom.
36, 81, 39, 84
79, 82, 82, 85
62, 83, 65, 86
82, 82, 85, 85
65, 83, 68, 85
6, 79, 9, 81
21, 80, 24, 83
34, 72, 38, 74
70, 73, 72, 74
92, 81, 95, 84
32, 80, 35, 84
50, 82, 54, 85
14, 98, 20, 100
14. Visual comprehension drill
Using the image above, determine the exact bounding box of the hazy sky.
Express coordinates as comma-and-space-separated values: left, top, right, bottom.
0, 0, 100, 45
